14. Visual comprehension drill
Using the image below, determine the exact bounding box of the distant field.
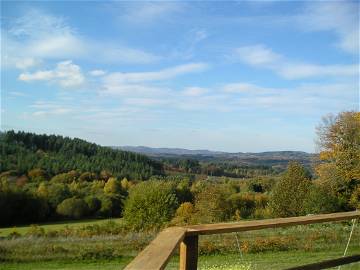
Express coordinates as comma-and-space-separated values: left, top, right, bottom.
0, 218, 123, 237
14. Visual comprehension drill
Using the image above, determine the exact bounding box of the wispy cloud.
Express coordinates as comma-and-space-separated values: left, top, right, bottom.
89, 70, 107, 77
182, 87, 208, 96
3, 9, 160, 69
298, 1, 359, 54
19, 60, 85, 87
103, 63, 208, 84
119, 2, 185, 24
234, 44, 358, 79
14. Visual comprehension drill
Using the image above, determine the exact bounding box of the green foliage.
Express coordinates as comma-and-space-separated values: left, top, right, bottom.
316, 111, 360, 209
303, 185, 341, 214
84, 196, 102, 215
194, 184, 232, 223
104, 177, 122, 194
0, 179, 49, 226
56, 197, 89, 219
1, 130, 163, 180
171, 202, 196, 225
123, 180, 178, 230
269, 162, 311, 217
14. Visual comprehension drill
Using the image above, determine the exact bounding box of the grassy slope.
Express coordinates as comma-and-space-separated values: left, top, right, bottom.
0, 218, 122, 237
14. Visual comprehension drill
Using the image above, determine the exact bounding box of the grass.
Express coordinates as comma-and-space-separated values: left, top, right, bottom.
0, 218, 123, 237
0, 221, 359, 269
1, 250, 360, 270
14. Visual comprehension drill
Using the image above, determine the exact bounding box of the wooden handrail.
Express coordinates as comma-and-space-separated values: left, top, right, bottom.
124, 211, 360, 270
124, 227, 186, 270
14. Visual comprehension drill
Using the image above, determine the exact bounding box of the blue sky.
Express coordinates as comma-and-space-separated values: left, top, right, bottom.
1, 1, 359, 152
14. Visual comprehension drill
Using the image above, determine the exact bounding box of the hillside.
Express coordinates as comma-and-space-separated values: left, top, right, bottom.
0, 131, 163, 180
116, 146, 315, 169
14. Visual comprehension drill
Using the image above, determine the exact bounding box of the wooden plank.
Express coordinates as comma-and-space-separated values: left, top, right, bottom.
124, 227, 186, 270
185, 211, 360, 236
179, 235, 198, 270
284, 254, 360, 270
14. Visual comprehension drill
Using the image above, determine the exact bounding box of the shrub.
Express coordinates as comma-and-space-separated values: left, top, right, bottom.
194, 184, 233, 223
56, 197, 89, 219
171, 202, 196, 225
227, 193, 256, 219
26, 224, 45, 237
240, 236, 297, 253
303, 185, 341, 214
269, 162, 311, 217
85, 196, 102, 215
123, 180, 178, 231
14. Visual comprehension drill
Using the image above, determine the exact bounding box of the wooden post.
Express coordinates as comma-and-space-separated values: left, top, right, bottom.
179, 235, 198, 270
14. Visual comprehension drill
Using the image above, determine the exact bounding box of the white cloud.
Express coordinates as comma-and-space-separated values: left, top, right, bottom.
29, 101, 73, 117
124, 98, 168, 106
234, 45, 281, 66
182, 87, 208, 96
19, 60, 85, 87
221, 81, 358, 114
298, 1, 359, 54
89, 70, 107, 76
222, 83, 272, 93
120, 2, 184, 23
14, 57, 41, 70
3, 9, 160, 69
104, 63, 208, 84
234, 44, 358, 79
33, 108, 72, 117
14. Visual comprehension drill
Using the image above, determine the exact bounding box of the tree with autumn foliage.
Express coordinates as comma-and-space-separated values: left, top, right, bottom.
315, 111, 360, 210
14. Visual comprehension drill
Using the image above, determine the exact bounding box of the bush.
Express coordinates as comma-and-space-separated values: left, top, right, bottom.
194, 184, 232, 223
269, 162, 311, 217
240, 236, 297, 253
123, 180, 178, 231
227, 193, 256, 219
303, 185, 341, 214
56, 197, 89, 219
171, 202, 196, 225
85, 196, 102, 215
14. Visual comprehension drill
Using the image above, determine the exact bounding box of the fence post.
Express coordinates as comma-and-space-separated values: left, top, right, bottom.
179, 235, 198, 270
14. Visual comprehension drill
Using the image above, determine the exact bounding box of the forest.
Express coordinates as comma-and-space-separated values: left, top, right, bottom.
0, 111, 359, 230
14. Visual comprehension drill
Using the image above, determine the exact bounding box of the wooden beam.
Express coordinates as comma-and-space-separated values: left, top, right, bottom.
284, 254, 360, 270
185, 211, 360, 236
179, 235, 198, 270
124, 227, 186, 270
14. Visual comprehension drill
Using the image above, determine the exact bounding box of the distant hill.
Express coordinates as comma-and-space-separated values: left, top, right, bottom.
115, 146, 316, 169
116, 146, 225, 156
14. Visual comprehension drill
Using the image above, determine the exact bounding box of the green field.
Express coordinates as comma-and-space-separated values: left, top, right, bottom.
0, 220, 359, 270
0, 218, 123, 237
1, 250, 360, 270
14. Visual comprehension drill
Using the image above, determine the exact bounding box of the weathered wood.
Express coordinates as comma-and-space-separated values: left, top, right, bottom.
185, 211, 360, 236
124, 227, 186, 270
179, 235, 198, 270
124, 211, 359, 270
284, 254, 360, 270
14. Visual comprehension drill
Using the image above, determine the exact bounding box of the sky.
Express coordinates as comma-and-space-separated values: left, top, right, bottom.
1, 0, 359, 152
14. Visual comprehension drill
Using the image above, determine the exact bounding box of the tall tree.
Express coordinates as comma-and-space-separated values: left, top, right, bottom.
269, 162, 311, 217
315, 111, 360, 209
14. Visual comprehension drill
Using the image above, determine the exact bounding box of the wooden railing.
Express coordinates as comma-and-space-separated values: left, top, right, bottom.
124, 211, 360, 270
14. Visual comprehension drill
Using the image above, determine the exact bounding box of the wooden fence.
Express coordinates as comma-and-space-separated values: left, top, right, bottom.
124, 211, 360, 270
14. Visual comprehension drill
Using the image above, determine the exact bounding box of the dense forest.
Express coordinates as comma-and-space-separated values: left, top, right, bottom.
0, 131, 163, 179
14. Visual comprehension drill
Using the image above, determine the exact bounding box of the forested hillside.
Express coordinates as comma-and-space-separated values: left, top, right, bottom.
0, 131, 163, 180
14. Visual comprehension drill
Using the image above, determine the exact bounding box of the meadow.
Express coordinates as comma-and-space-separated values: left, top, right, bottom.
0, 219, 359, 269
